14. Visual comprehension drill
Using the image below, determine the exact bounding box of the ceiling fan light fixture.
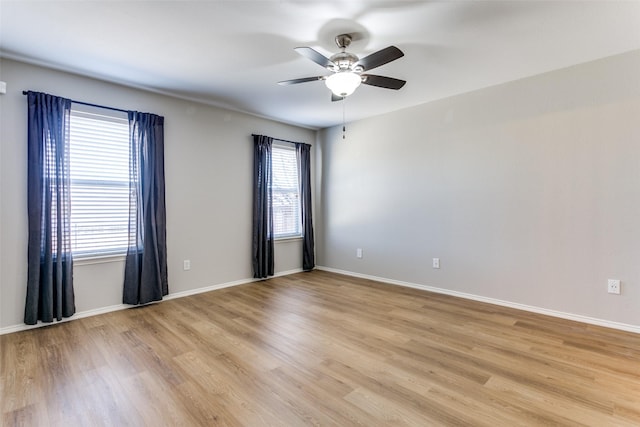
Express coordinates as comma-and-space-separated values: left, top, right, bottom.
281, 34, 405, 100
325, 71, 362, 97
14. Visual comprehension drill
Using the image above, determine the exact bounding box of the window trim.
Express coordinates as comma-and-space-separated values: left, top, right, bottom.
271, 141, 302, 240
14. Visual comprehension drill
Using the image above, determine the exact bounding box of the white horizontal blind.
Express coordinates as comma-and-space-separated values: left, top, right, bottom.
69, 109, 130, 257
271, 144, 301, 238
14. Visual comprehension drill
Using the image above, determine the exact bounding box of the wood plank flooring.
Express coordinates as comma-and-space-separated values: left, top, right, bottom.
2, 270, 640, 426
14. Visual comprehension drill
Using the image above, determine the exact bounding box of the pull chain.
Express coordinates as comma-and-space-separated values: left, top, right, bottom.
342, 96, 346, 139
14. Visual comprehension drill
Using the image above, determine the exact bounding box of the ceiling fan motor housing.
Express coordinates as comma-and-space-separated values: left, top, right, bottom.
329, 34, 364, 72
328, 52, 362, 72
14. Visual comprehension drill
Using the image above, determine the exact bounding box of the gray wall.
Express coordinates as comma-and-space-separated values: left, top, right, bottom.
317, 50, 640, 327
0, 58, 315, 330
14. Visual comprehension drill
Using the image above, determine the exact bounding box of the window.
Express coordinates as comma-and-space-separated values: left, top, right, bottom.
69, 107, 130, 258
271, 143, 301, 238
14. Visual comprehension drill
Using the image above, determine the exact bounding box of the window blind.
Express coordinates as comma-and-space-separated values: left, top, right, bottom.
69, 109, 130, 257
271, 144, 301, 238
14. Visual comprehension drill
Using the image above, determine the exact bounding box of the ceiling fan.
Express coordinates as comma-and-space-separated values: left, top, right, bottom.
278, 34, 406, 101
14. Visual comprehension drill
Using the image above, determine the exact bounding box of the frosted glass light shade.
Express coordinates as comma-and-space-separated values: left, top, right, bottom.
325, 72, 362, 97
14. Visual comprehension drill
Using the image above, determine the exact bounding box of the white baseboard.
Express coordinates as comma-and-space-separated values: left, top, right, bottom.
164, 268, 303, 300
0, 268, 304, 335
0, 303, 128, 335
316, 266, 640, 335
8, 266, 634, 335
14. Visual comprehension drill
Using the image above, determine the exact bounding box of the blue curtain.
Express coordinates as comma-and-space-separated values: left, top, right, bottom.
296, 143, 315, 271
123, 112, 168, 305
25, 91, 75, 325
252, 134, 274, 278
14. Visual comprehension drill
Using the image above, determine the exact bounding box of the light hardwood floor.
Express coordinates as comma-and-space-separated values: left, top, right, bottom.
2, 270, 640, 426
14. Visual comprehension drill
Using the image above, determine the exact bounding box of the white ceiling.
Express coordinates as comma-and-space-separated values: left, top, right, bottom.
2, 1, 640, 129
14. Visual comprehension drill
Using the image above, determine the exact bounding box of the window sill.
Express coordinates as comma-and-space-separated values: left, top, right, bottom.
74, 253, 126, 266
275, 236, 303, 243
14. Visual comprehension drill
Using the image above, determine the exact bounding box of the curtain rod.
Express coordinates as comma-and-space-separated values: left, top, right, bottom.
251, 134, 307, 145
22, 91, 130, 114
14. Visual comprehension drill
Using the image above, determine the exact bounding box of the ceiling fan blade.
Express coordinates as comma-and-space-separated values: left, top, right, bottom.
331, 93, 344, 102
355, 46, 404, 71
294, 47, 334, 69
361, 74, 406, 90
278, 76, 325, 86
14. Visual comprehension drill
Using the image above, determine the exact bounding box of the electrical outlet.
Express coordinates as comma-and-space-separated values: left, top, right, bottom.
183, 260, 191, 271
356, 248, 363, 259
433, 258, 440, 269
607, 279, 620, 294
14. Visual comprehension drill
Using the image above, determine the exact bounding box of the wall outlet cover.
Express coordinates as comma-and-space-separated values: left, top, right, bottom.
607, 279, 620, 294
